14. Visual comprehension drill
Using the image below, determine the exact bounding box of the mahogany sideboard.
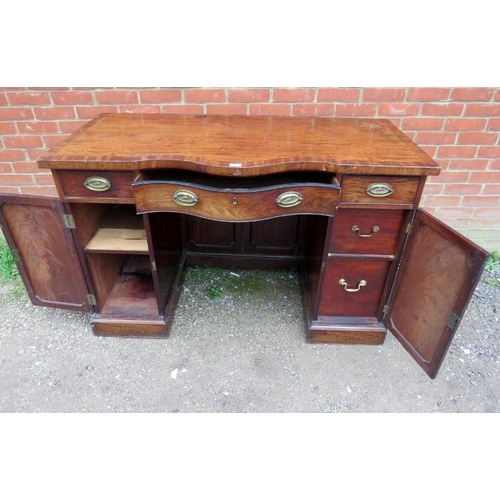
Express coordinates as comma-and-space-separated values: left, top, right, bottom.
0, 114, 489, 378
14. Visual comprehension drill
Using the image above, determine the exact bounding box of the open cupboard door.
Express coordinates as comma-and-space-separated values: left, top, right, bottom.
385, 209, 489, 379
0, 194, 92, 312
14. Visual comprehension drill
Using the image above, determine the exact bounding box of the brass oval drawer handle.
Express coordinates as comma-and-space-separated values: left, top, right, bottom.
173, 189, 198, 207
276, 191, 304, 208
352, 225, 380, 238
366, 182, 394, 198
339, 278, 367, 292
84, 176, 112, 192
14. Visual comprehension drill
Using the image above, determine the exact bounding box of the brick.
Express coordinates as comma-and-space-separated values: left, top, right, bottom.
454, 217, 496, 228
0, 107, 34, 120
436, 145, 477, 158
27, 149, 47, 161
0, 150, 26, 161
0, 187, 20, 194
495, 89, 500, 101
7, 90, 51, 105
416, 132, 457, 144
34, 173, 56, 185
432, 171, 469, 183
139, 89, 182, 103
118, 105, 162, 113
422, 183, 443, 195
436, 206, 475, 218
20, 186, 57, 196
17, 121, 59, 134
469, 171, 500, 183
317, 88, 360, 102
406, 88, 450, 101
183, 89, 226, 103
402, 117, 444, 130
228, 89, 270, 103
95, 89, 138, 104
248, 104, 291, 116
423, 195, 461, 206
292, 104, 335, 117
58, 120, 87, 133
0, 174, 33, 185
451, 88, 495, 101
475, 207, 500, 217
0, 92, 7, 106
3, 135, 44, 148
363, 88, 406, 101
483, 184, 500, 194
161, 105, 204, 115
448, 159, 489, 170
273, 88, 315, 102
0, 123, 17, 134
462, 196, 499, 207
76, 105, 118, 119
445, 118, 487, 131
479, 146, 500, 157
490, 159, 500, 170
457, 132, 498, 144
52, 91, 94, 104
420, 145, 437, 158
378, 102, 420, 116
42, 135, 68, 148
0, 163, 13, 174
206, 104, 247, 115
422, 103, 464, 116
465, 103, 500, 116
34, 106, 76, 120
335, 103, 377, 117
443, 184, 482, 195
12, 162, 40, 174
487, 118, 500, 130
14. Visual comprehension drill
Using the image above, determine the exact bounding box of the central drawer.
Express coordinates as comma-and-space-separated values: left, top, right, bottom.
133, 171, 340, 222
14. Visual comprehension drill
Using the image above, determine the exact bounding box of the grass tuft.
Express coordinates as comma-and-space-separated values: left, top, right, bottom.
0, 239, 19, 282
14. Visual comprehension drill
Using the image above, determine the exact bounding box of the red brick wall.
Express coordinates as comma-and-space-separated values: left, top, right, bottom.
0, 87, 499, 250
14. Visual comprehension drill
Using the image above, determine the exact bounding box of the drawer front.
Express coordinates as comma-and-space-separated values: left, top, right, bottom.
329, 208, 407, 256
56, 170, 135, 201
133, 182, 339, 221
340, 175, 420, 205
318, 258, 391, 318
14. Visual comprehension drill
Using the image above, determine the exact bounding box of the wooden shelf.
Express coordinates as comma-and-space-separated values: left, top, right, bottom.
86, 205, 148, 254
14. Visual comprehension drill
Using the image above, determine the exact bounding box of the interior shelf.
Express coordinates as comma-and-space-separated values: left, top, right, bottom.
85, 205, 148, 254
100, 256, 158, 318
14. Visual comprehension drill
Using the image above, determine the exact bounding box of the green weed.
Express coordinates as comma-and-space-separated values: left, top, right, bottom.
485, 250, 500, 272
0, 239, 19, 282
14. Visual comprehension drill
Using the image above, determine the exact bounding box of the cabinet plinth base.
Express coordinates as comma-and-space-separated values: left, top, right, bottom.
91, 317, 169, 337
307, 318, 387, 345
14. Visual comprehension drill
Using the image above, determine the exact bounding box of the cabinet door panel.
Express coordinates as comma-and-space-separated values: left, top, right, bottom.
0, 195, 91, 311
386, 209, 489, 379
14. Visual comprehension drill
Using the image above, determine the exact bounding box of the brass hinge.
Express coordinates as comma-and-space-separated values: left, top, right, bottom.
446, 311, 459, 330
63, 214, 76, 229
151, 260, 156, 272
383, 304, 389, 314
86, 294, 97, 306
405, 223, 414, 234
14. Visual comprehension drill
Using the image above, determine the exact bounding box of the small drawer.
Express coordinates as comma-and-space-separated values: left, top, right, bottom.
55, 170, 135, 202
318, 258, 391, 318
133, 176, 340, 222
329, 208, 407, 256
340, 175, 420, 206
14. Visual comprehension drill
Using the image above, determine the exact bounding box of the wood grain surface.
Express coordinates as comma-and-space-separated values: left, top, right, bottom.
38, 114, 440, 176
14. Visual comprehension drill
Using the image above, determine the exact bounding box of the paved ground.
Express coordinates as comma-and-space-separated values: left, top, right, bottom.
1, 267, 499, 413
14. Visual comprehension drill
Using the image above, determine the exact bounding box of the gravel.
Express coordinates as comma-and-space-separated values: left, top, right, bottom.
0, 266, 499, 413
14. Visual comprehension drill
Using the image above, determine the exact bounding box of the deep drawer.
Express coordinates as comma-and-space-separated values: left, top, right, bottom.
133, 177, 340, 222
318, 258, 391, 318
55, 170, 135, 202
329, 208, 407, 256
340, 175, 420, 206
